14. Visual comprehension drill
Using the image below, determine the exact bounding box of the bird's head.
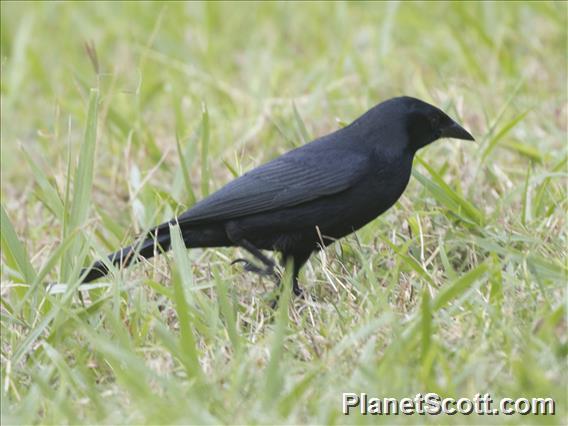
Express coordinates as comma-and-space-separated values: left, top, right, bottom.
365, 96, 474, 153
395, 96, 475, 151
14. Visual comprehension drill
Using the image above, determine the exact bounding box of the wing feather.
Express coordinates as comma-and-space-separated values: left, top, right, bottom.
178, 147, 367, 224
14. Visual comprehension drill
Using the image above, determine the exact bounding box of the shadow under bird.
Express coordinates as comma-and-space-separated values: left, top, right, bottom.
81, 96, 474, 297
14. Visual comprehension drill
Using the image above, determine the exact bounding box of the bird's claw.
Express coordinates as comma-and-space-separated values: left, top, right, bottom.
230, 258, 248, 266
268, 286, 306, 310
231, 258, 274, 276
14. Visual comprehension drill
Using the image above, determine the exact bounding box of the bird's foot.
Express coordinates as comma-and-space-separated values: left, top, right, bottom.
269, 295, 280, 310
231, 258, 275, 277
269, 284, 305, 310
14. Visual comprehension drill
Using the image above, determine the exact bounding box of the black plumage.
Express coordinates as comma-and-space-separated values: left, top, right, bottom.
81, 96, 474, 296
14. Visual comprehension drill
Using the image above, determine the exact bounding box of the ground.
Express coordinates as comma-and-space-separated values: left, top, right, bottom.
1, 2, 566, 424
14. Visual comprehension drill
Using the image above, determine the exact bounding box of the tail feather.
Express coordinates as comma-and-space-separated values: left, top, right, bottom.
81, 223, 171, 283
80, 221, 232, 283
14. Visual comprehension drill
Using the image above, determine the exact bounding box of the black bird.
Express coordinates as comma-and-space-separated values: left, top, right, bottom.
81, 96, 474, 297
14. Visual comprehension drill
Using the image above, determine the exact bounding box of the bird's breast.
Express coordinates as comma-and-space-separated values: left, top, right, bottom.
371, 157, 413, 207
225, 154, 414, 251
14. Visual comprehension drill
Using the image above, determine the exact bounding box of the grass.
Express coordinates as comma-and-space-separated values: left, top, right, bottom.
1, 1, 567, 424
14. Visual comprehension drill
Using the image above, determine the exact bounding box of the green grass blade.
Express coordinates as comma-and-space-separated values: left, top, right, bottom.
222, 159, 239, 178
11, 305, 57, 365
414, 157, 484, 226
33, 228, 80, 286
421, 287, 432, 361
169, 222, 202, 379
214, 270, 241, 352
170, 223, 194, 294
21, 146, 64, 220
522, 163, 533, 225
292, 102, 310, 144
278, 369, 320, 417
61, 88, 99, 281
17, 227, 81, 311
502, 140, 544, 163
1, 204, 37, 284
263, 260, 292, 405
11, 250, 89, 365
200, 102, 210, 198
175, 133, 196, 206
381, 236, 436, 286
144, 278, 174, 299
68, 88, 99, 230
432, 262, 490, 311
481, 111, 528, 162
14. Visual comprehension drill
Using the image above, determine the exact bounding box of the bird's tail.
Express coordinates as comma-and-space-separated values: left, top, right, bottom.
80, 222, 172, 283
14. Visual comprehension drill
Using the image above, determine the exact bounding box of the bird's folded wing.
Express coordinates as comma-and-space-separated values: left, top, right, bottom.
177, 149, 368, 224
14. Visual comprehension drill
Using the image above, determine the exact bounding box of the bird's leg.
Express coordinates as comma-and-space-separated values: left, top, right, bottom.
270, 252, 311, 309
292, 276, 303, 297
231, 239, 277, 277
289, 251, 311, 296
269, 267, 304, 310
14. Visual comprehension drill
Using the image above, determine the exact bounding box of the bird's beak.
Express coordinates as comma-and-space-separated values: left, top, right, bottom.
440, 121, 475, 141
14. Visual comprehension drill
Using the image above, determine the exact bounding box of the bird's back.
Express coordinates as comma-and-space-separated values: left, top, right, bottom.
176, 126, 371, 226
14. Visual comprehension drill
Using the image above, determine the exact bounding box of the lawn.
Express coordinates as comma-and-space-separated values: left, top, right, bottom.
1, 1, 566, 424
